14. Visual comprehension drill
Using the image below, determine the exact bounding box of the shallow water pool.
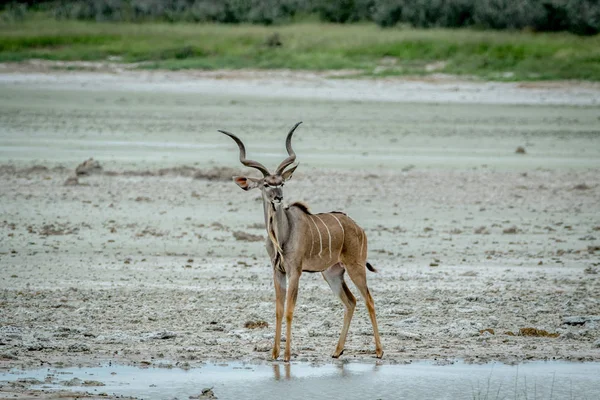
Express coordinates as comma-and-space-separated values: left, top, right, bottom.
2, 360, 599, 400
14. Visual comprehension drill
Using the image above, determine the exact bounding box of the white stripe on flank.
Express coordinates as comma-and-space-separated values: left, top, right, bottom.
307, 216, 315, 257
330, 214, 345, 245
314, 214, 332, 259
308, 215, 323, 258
359, 229, 364, 257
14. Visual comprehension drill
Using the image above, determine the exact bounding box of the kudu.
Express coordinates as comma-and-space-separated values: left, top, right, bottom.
219, 122, 383, 361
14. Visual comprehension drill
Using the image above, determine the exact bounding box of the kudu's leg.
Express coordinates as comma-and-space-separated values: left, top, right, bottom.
284, 271, 301, 362
322, 263, 356, 358
346, 263, 384, 358
272, 268, 286, 360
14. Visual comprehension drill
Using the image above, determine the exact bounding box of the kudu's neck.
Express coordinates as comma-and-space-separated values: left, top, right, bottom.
262, 197, 291, 247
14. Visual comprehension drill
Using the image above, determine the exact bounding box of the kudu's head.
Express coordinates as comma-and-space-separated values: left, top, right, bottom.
219, 122, 302, 206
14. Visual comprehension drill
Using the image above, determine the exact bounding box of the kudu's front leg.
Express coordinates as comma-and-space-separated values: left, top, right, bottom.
272, 268, 286, 360
284, 271, 301, 362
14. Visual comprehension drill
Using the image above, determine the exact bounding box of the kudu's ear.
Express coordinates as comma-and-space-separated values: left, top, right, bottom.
281, 163, 299, 181
233, 176, 260, 191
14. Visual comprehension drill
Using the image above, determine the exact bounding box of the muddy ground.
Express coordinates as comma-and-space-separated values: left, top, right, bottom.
1, 68, 600, 392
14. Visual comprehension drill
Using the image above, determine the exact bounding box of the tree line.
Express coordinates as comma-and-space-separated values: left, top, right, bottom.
2, 0, 599, 35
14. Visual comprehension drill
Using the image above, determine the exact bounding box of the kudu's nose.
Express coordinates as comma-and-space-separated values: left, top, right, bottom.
274, 195, 283, 202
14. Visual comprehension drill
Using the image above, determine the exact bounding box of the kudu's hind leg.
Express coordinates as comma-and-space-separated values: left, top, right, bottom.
346, 263, 384, 358
272, 268, 286, 360
322, 263, 356, 358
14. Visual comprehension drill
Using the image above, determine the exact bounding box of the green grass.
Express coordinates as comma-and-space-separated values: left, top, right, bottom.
1, 15, 599, 81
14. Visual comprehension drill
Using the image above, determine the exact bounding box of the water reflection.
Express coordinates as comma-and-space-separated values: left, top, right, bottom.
272, 363, 291, 380
272, 361, 382, 381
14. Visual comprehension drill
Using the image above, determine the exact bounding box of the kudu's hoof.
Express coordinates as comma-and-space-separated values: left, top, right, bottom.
332, 349, 344, 358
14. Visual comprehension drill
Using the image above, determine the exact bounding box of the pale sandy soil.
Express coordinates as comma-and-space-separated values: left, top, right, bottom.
1, 68, 599, 396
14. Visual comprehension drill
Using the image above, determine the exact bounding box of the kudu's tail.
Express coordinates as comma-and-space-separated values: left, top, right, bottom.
366, 262, 377, 273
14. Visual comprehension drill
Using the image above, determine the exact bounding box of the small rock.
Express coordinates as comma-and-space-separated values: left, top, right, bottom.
191, 387, 217, 399
17, 378, 43, 385
62, 377, 82, 386
82, 380, 105, 387
63, 176, 79, 186
0, 351, 19, 360
560, 331, 578, 340
67, 343, 90, 352
396, 331, 422, 340
233, 231, 263, 242
146, 331, 177, 340
24, 341, 45, 351
515, 146, 526, 154
395, 317, 419, 325
573, 183, 590, 190
75, 158, 102, 176
563, 316, 600, 326
193, 167, 239, 181
253, 341, 271, 352
474, 226, 489, 234
320, 320, 332, 329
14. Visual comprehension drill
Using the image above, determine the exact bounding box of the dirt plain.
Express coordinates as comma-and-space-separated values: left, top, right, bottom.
1, 67, 600, 395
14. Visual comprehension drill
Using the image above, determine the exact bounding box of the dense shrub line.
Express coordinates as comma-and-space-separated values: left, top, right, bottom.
3, 0, 599, 35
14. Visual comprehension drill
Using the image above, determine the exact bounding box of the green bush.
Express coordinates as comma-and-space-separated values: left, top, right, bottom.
371, 0, 475, 28
472, 0, 543, 30
3, 0, 600, 35
53, 0, 127, 21
316, 0, 374, 23
565, 0, 600, 36
381, 0, 600, 35
371, 0, 402, 27
1, 2, 28, 21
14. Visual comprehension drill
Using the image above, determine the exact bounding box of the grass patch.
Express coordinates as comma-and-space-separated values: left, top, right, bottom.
518, 328, 560, 338
1, 16, 599, 80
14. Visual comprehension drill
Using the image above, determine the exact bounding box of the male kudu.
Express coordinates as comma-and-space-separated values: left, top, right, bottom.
219, 122, 383, 361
